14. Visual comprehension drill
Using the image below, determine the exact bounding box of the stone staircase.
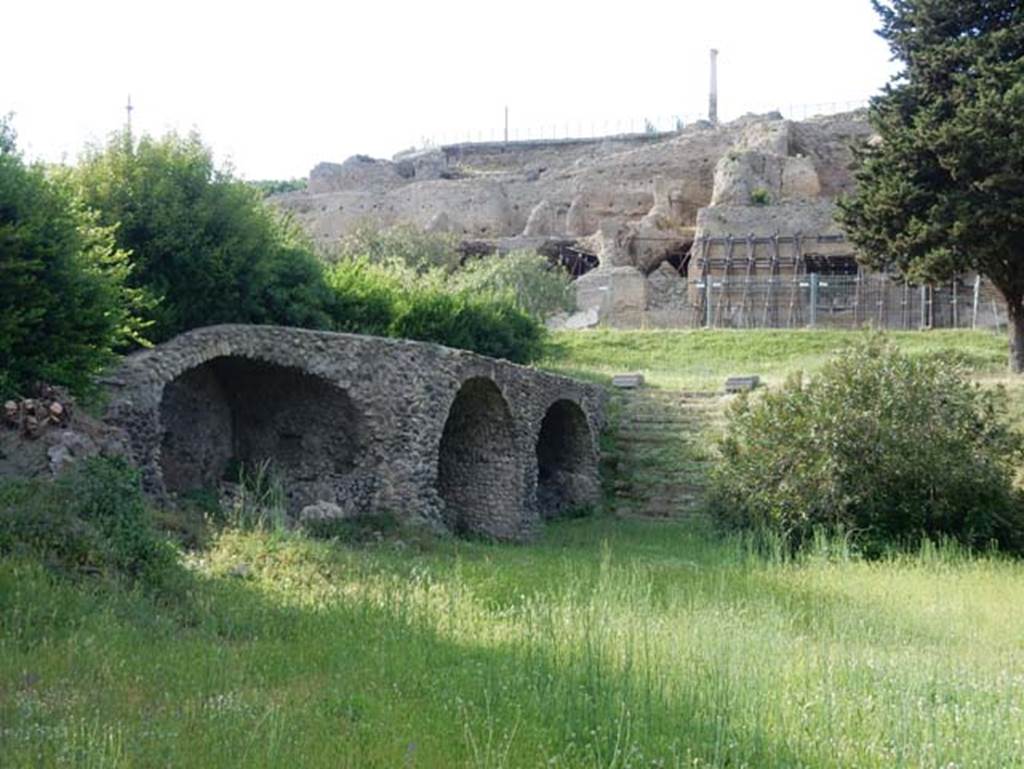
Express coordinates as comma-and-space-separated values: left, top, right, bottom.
603, 389, 725, 518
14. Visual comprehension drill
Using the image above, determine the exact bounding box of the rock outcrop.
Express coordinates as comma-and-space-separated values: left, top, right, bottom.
273, 110, 878, 327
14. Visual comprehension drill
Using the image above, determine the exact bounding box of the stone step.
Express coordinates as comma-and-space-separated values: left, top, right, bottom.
620, 403, 715, 412
617, 417, 705, 425
617, 414, 719, 424
617, 421, 703, 430
607, 454, 713, 469
615, 488, 705, 500
607, 390, 725, 518
615, 434, 702, 445
612, 391, 720, 401
616, 421, 709, 432
617, 501, 708, 517
614, 479, 706, 491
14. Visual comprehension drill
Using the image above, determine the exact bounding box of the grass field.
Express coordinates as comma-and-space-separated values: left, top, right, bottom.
3, 329, 1024, 768
4, 522, 1024, 768
540, 328, 1010, 390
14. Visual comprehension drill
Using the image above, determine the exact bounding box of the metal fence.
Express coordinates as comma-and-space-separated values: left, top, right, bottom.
416, 100, 871, 149
690, 273, 1007, 330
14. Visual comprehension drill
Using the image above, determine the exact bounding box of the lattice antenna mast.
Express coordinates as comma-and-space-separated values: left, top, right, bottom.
123, 95, 134, 154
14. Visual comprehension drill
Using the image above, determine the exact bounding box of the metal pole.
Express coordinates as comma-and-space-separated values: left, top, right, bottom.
919, 285, 928, 329
972, 275, 981, 329
706, 278, 713, 328
808, 273, 819, 328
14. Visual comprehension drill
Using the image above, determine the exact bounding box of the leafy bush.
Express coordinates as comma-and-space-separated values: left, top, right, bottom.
324, 256, 406, 336
452, 250, 575, 319
391, 289, 544, 363
0, 117, 146, 398
710, 338, 1024, 555
324, 253, 546, 363
248, 178, 307, 197
750, 188, 771, 206
75, 130, 337, 343
0, 456, 176, 583
333, 222, 462, 274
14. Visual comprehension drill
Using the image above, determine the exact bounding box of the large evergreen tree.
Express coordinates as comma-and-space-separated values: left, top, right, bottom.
838, 1, 1024, 369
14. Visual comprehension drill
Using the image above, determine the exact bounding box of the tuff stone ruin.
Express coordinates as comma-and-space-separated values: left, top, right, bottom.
103, 324, 604, 541
272, 109, 883, 327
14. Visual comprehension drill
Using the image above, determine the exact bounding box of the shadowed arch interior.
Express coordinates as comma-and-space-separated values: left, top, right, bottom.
158, 357, 362, 511
535, 399, 599, 518
437, 377, 520, 537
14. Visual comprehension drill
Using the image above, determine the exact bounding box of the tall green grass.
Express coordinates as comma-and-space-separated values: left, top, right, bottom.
4, 519, 1024, 767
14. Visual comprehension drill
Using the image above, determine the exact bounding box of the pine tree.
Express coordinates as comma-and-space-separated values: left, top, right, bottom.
838, 1, 1024, 369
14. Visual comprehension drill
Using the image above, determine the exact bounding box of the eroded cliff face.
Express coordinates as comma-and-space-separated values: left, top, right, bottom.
272, 110, 875, 327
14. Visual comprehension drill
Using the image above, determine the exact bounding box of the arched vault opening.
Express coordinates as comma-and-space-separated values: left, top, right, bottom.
535, 399, 599, 518
158, 357, 362, 512
436, 377, 520, 538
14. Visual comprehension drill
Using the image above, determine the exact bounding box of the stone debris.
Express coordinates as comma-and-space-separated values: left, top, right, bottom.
612, 373, 645, 389
0, 384, 129, 480
2, 387, 72, 437
299, 500, 353, 523
725, 375, 761, 393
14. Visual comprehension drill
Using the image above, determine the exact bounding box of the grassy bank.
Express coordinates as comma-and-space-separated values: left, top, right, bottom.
540, 328, 1009, 390
3, 520, 1024, 767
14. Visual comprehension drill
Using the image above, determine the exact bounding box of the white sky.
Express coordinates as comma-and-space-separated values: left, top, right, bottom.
2, 0, 899, 181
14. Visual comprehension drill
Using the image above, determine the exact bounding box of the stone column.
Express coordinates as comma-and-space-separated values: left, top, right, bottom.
709, 48, 719, 126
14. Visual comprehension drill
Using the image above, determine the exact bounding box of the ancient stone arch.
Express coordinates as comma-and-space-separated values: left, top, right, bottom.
436, 377, 520, 537
104, 324, 606, 541
159, 356, 363, 512
534, 399, 600, 518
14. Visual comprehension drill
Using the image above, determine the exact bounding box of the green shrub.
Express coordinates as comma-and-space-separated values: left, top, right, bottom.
248, 178, 307, 197
391, 289, 544, 363
0, 117, 147, 398
324, 254, 546, 363
0, 456, 176, 583
333, 222, 462, 274
452, 250, 575, 319
324, 256, 404, 336
709, 337, 1024, 555
750, 188, 772, 206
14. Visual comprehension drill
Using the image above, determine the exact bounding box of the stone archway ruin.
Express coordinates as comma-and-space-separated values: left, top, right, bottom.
106, 325, 604, 541
534, 399, 600, 518
158, 356, 362, 512
436, 377, 520, 537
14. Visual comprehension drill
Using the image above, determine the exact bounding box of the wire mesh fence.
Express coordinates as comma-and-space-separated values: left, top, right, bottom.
689, 273, 1007, 330
416, 100, 872, 149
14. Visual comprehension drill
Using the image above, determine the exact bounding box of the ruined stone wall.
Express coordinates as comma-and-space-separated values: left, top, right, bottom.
272, 117, 797, 244
104, 325, 605, 542
274, 110, 879, 329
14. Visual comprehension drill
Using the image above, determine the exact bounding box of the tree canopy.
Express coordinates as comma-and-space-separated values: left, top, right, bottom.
75, 131, 338, 344
0, 118, 145, 397
837, 0, 1024, 369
